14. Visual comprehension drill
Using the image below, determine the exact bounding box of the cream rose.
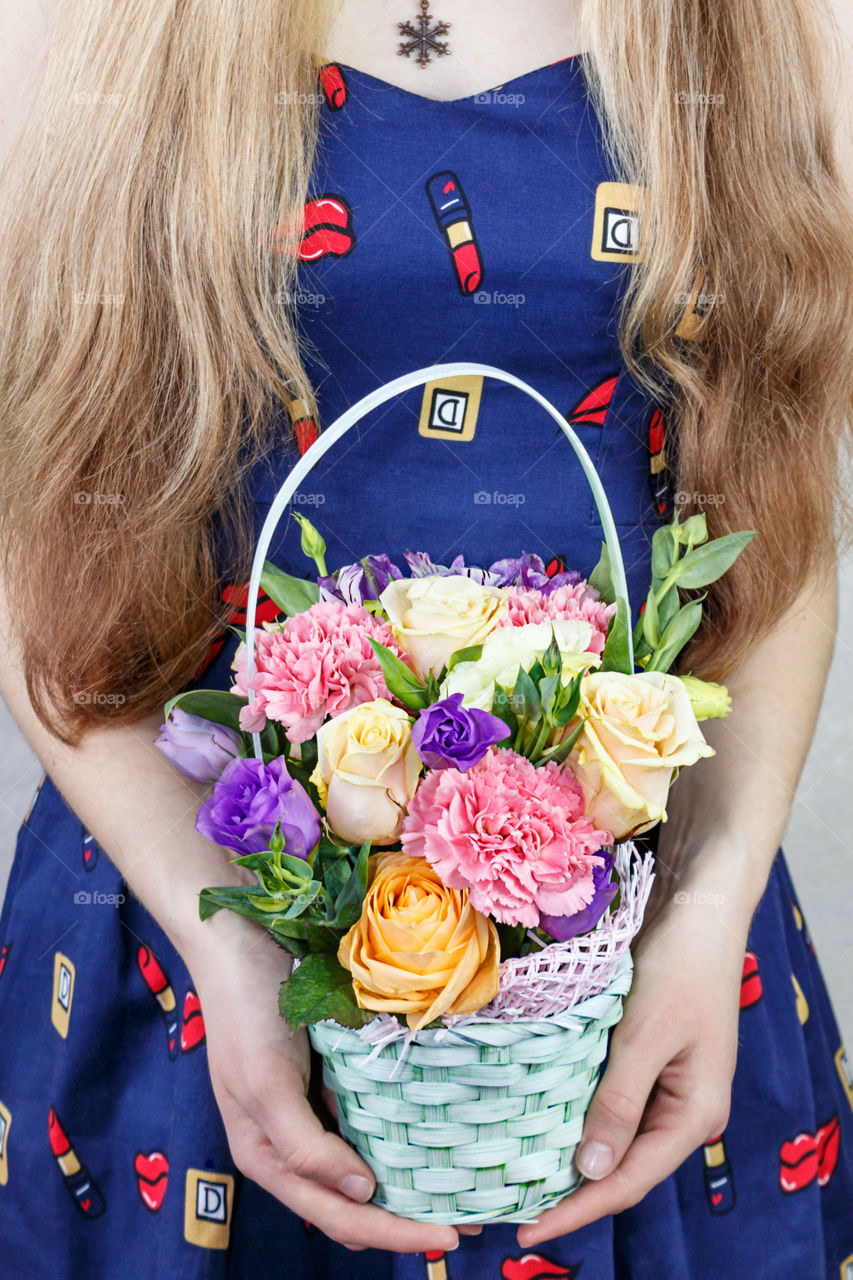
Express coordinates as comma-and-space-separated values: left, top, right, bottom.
338, 852, 500, 1031
568, 670, 714, 840
379, 574, 506, 678
310, 699, 421, 845
442, 620, 600, 711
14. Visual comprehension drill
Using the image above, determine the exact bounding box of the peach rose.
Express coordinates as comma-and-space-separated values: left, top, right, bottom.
338, 852, 500, 1031
568, 670, 714, 840
379, 574, 506, 678
310, 699, 421, 845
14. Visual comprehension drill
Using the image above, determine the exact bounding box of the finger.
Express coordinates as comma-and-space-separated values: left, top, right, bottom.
456, 1224, 484, 1235
249, 1128, 460, 1254
517, 1121, 705, 1245
257, 1079, 378, 1203
572, 1022, 668, 1183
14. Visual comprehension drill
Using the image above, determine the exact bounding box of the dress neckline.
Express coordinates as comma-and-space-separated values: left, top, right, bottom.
320, 52, 583, 106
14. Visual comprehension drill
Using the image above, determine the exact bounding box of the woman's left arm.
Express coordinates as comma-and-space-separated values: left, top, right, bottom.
517, 560, 839, 1246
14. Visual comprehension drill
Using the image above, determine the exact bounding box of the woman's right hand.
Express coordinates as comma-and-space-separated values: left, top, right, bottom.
185, 909, 461, 1254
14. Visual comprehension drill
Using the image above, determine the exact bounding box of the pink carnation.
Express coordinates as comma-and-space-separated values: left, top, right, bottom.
401, 747, 612, 927
499, 583, 616, 654
232, 601, 404, 743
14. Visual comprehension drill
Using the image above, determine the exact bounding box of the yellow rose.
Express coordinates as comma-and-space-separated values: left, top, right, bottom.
338, 852, 500, 1031
310, 698, 421, 845
379, 574, 506, 678
569, 670, 714, 840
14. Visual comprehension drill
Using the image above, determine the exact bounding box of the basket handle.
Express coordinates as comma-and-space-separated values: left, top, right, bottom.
245, 361, 632, 760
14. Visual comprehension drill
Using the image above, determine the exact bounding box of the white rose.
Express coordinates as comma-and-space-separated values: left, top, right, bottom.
379, 574, 506, 678
442, 620, 600, 711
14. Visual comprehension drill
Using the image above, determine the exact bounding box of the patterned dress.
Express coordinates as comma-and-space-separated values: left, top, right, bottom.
0, 53, 852, 1280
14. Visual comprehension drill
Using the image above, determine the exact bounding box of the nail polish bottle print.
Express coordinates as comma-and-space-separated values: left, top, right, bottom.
702, 1134, 735, 1214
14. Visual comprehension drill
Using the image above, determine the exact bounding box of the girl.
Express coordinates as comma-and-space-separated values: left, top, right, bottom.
0, 1, 852, 1276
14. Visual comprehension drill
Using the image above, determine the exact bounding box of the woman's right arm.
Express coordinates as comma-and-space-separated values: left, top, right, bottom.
0, 571, 459, 1252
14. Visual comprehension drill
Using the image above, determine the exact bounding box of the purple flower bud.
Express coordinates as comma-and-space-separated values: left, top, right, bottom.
539, 847, 618, 940
411, 693, 509, 771
155, 708, 242, 783
195, 755, 321, 859
319, 554, 403, 605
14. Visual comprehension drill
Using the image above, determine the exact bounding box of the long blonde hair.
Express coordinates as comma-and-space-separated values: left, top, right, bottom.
1, 0, 851, 743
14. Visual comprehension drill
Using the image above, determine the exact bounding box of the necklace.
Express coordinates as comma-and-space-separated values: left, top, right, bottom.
397, 1, 452, 68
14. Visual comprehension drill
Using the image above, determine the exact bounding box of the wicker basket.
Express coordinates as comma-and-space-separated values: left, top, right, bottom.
309, 954, 632, 1223
241, 361, 646, 1223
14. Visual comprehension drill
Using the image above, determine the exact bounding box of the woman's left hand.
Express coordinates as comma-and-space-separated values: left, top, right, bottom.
516, 877, 747, 1247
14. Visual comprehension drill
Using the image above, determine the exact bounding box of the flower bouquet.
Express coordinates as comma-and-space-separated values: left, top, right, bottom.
157, 362, 753, 1223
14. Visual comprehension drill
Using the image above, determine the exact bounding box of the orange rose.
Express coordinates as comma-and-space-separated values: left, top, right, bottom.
338, 852, 500, 1031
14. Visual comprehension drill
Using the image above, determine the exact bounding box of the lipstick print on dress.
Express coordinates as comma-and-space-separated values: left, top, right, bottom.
0, 941, 11, 981
647, 405, 674, 523
424, 1250, 449, 1280
272, 194, 356, 261
48, 1108, 106, 1219
779, 1116, 840, 1193
501, 1254, 581, 1279
137, 944, 179, 1060
286, 396, 319, 455
318, 62, 348, 111
134, 1150, 169, 1212
81, 827, 99, 873
425, 171, 483, 295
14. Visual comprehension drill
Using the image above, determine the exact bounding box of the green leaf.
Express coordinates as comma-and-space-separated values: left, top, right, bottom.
260, 560, 320, 616
278, 953, 375, 1032
305, 923, 345, 953
641, 593, 659, 651
510, 666, 540, 720
163, 688, 246, 733
650, 525, 678, 582
447, 644, 484, 673
588, 542, 616, 605
490, 686, 518, 739
672, 512, 707, 548
671, 531, 755, 590
537, 716, 586, 765
198, 885, 309, 932
330, 843, 370, 930
368, 639, 430, 711
550, 671, 583, 728
600, 597, 632, 674
647, 598, 705, 672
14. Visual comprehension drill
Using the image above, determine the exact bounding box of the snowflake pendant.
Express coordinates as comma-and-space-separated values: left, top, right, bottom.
397, 1, 452, 68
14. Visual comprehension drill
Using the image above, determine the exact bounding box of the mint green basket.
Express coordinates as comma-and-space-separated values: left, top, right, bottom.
309, 954, 632, 1224
242, 361, 640, 1224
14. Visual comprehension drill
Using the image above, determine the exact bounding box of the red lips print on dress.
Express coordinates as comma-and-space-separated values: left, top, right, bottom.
779, 1115, 840, 1193
566, 373, 619, 427
740, 950, 763, 1009
501, 1254, 581, 1280
134, 1150, 169, 1212
180, 990, 206, 1053
272, 194, 356, 261
318, 63, 348, 111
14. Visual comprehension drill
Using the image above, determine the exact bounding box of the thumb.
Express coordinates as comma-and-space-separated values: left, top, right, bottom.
574, 1028, 662, 1182
262, 1083, 377, 1203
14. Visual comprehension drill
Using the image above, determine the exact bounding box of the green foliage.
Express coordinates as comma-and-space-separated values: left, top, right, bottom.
279, 953, 375, 1032
368, 639, 431, 711
260, 559, 320, 616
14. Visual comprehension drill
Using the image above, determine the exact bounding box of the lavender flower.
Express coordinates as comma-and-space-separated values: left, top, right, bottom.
410, 693, 509, 771
196, 755, 320, 859
155, 708, 242, 783
539, 846, 618, 940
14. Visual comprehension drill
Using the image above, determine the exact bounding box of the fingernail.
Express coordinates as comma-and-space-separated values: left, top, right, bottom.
338, 1174, 373, 1202
576, 1140, 613, 1179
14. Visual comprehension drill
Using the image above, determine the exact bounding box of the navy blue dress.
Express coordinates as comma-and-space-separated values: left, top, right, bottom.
1, 53, 852, 1279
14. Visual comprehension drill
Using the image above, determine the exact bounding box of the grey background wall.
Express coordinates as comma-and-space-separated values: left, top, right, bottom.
1, 554, 852, 1050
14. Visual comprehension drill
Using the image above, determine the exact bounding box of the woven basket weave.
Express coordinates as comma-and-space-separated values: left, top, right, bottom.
309, 951, 633, 1224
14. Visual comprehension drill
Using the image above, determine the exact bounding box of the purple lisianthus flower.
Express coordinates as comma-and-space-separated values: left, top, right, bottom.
404, 550, 500, 585
319, 553, 403, 605
539, 846, 618, 940
487, 551, 582, 594
411, 693, 509, 771
155, 708, 242, 783
196, 755, 321, 859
